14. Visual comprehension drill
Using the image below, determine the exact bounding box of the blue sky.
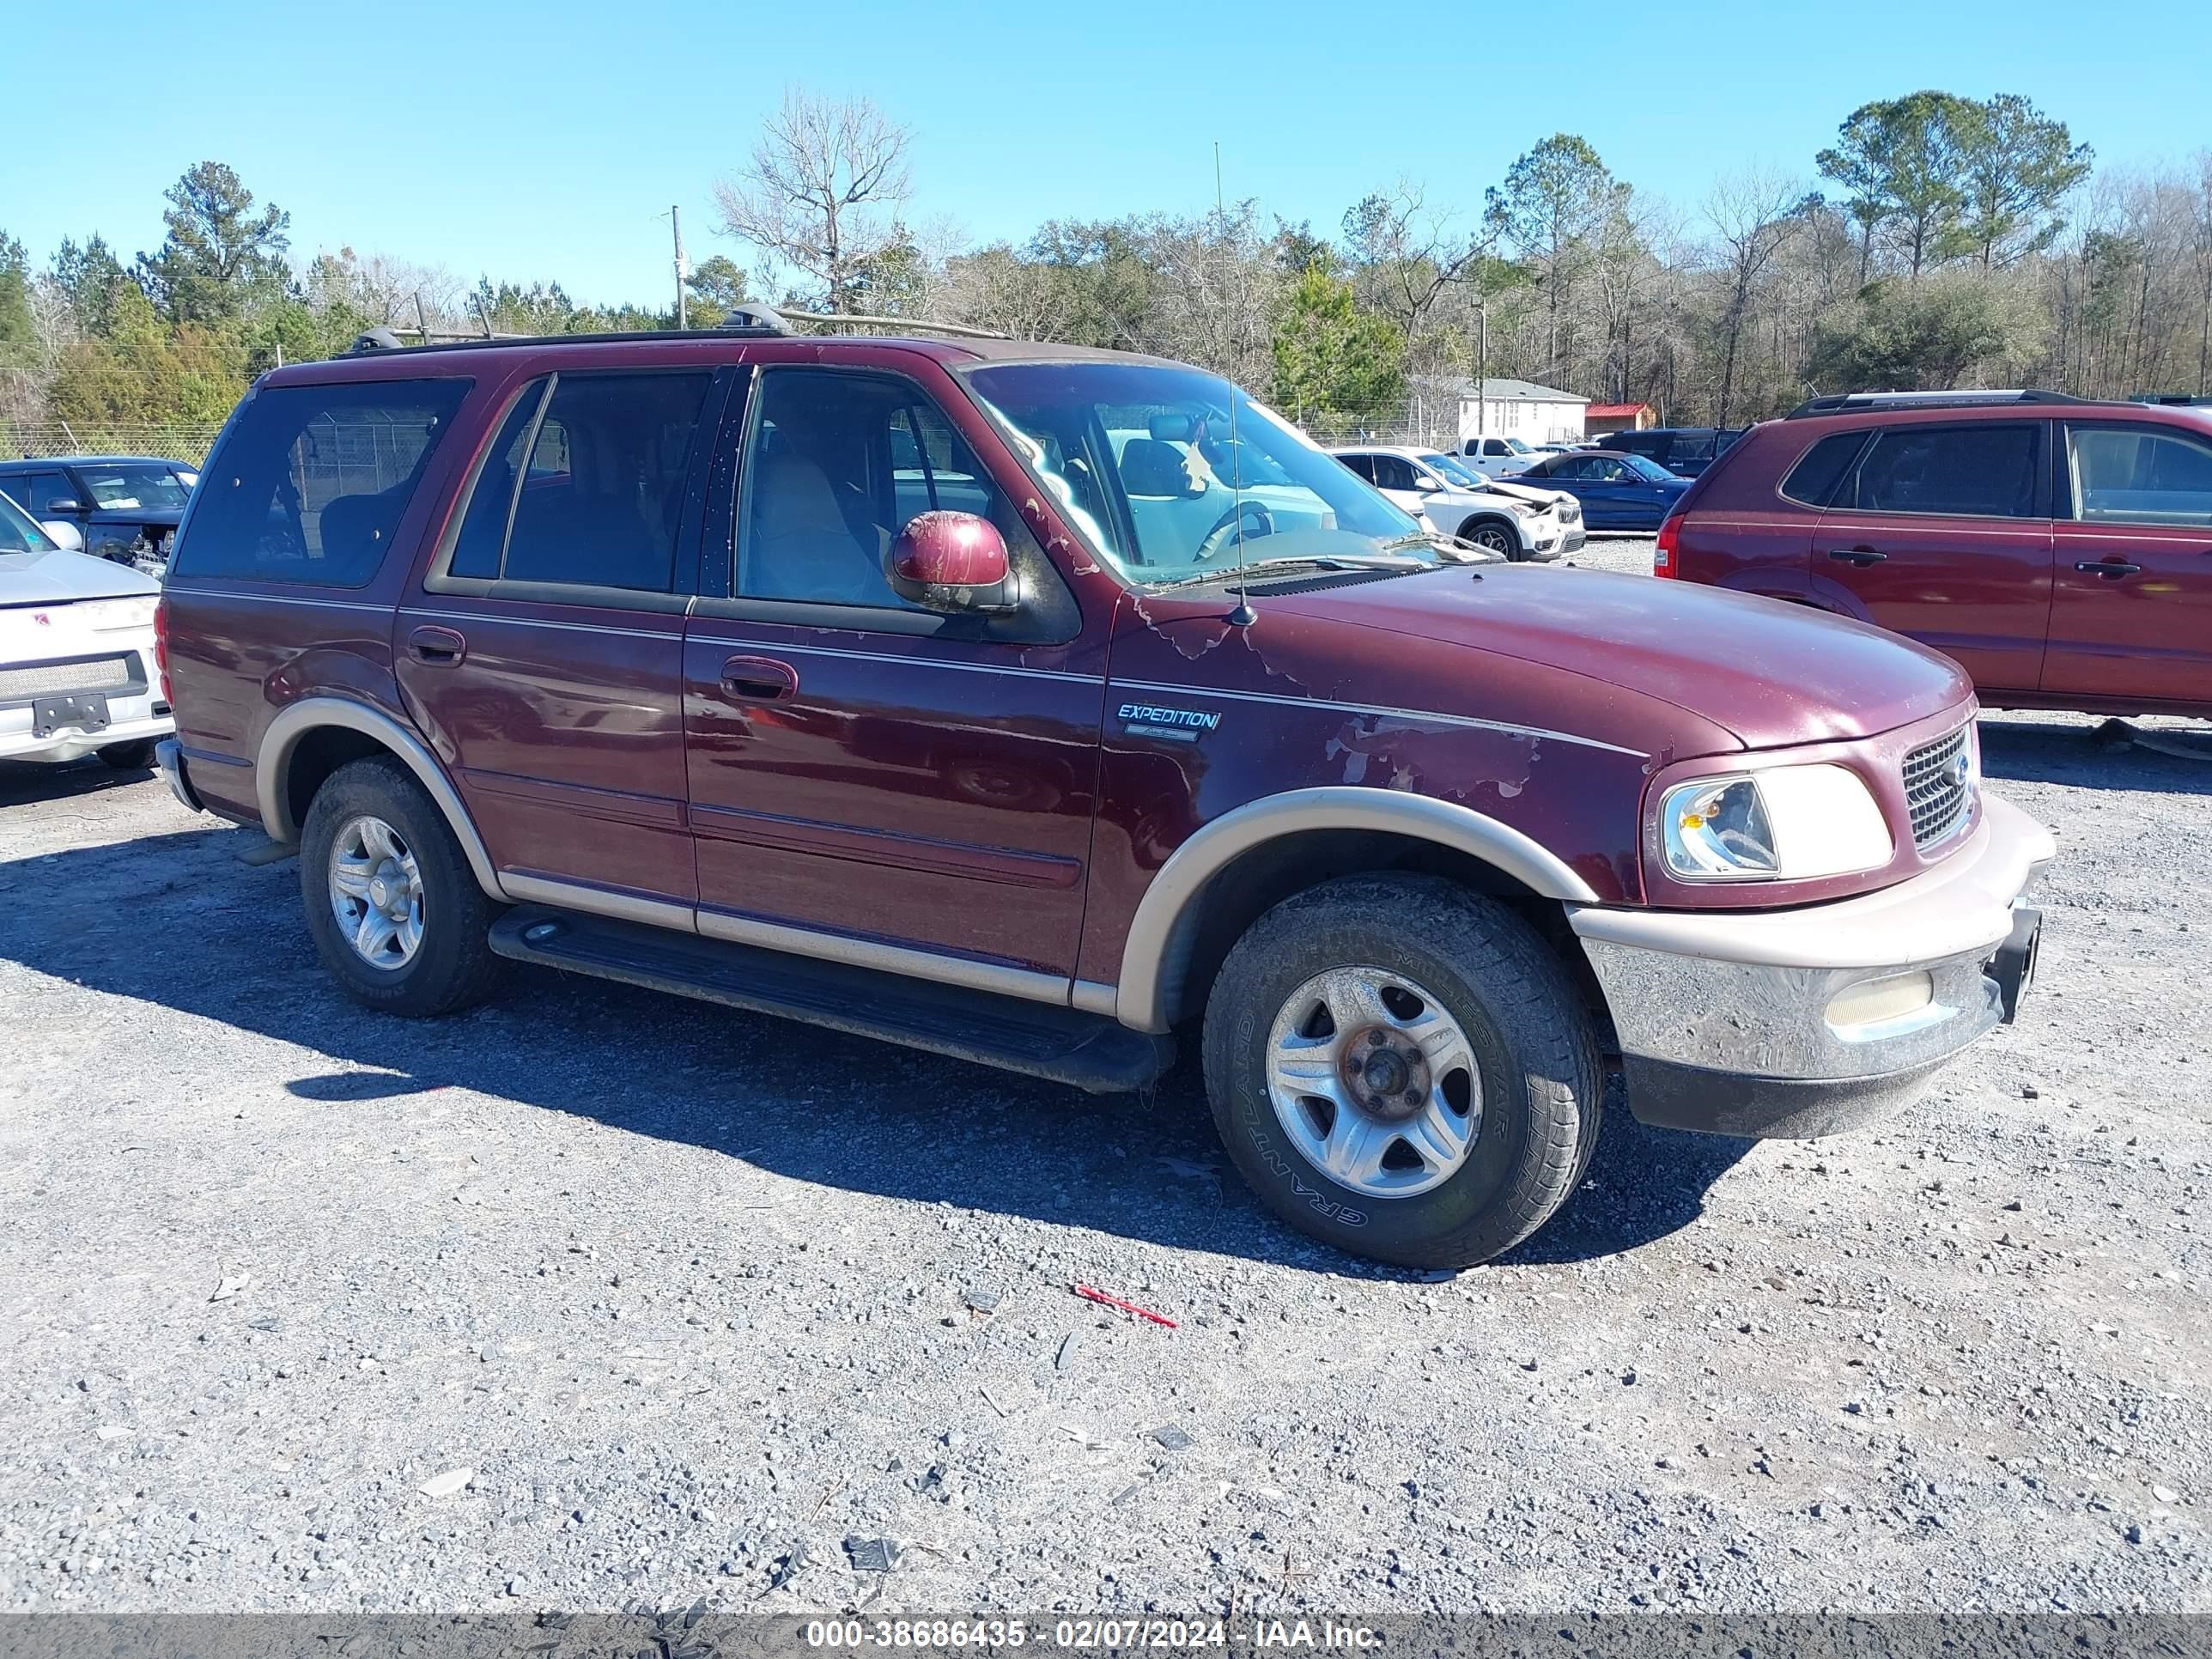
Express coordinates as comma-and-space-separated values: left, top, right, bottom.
12, 0, 2210, 307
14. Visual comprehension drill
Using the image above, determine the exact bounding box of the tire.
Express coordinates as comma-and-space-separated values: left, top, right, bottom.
1459, 518, 1522, 560
97, 739, 158, 770
299, 756, 502, 1017
1201, 874, 1601, 1269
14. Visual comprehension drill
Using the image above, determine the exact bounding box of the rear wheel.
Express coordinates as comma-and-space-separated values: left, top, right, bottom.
1458, 518, 1521, 560
299, 757, 502, 1016
1201, 875, 1601, 1268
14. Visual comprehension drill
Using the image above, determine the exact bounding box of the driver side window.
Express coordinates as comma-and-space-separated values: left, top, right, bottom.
736, 368, 1036, 610
1370, 455, 1417, 490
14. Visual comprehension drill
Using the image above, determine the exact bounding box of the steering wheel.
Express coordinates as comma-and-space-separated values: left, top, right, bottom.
1194, 499, 1275, 562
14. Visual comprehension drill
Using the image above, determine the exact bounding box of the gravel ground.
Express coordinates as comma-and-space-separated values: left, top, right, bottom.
2, 538, 2206, 1617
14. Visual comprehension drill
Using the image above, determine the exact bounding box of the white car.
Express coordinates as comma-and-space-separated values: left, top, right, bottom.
1457, 434, 1542, 477
0, 488, 173, 769
1328, 445, 1583, 562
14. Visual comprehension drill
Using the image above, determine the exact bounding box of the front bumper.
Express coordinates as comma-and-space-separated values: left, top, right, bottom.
1568, 793, 2055, 1139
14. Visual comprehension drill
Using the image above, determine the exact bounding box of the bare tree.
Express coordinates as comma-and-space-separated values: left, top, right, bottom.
1705, 170, 1806, 425
714, 88, 912, 314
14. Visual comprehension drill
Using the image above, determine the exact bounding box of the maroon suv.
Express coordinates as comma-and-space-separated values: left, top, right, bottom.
1658, 389, 2212, 716
154, 324, 2053, 1267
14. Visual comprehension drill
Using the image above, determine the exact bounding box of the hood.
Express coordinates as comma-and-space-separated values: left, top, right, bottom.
1265, 564, 1971, 749
1479, 478, 1567, 508
0, 544, 162, 605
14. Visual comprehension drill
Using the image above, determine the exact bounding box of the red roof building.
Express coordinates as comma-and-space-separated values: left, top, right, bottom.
1583, 402, 1656, 434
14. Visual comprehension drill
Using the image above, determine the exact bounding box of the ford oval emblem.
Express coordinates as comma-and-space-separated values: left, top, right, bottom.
1949, 751, 1972, 790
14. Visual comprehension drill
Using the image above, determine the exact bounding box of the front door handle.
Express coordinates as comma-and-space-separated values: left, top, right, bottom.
408, 624, 465, 665
1825, 547, 1888, 568
720, 655, 799, 701
2074, 559, 2142, 579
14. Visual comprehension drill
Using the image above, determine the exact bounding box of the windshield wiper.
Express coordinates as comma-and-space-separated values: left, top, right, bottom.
1247, 552, 1429, 574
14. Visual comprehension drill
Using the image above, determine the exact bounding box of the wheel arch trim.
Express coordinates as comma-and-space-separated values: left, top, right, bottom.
1114, 787, 1601, 1033
257, 697, 509, 902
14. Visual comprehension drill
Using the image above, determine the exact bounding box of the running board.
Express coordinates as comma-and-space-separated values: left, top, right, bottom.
488, 908, 1172, 1095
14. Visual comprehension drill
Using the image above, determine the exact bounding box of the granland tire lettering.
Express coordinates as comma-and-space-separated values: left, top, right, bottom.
1249, 1126, 1367, 1227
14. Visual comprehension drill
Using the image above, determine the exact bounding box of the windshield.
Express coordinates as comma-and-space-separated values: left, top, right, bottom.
1618, 453, 1677, 483
0, 489, 58, 555
1503, 436, 1533, 454
77, 464, 194, 512
963, 361, 1434, 586
1421, 452, 1484, 489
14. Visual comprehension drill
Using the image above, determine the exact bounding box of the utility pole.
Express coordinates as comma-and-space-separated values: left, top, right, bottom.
1474, 290, 1489, 444
671, 206, 689, 329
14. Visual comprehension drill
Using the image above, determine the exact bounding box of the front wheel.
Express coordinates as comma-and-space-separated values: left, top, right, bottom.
1458, 519, 1522, 560
1201, 875, 1602, 1268
299, 756, 503, 1016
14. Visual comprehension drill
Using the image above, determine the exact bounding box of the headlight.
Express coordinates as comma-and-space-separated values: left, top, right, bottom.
1658, 764, 1893, 881
76, 596, 161, 630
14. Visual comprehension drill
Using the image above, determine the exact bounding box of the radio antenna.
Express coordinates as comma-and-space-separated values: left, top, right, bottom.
1218, 141, 1256, 628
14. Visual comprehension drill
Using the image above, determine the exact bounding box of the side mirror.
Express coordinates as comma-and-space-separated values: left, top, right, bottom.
40, 520, 85, 552
888, 511, 1017, 614
1414, 476, 1442, 495
44, 497, 86, 514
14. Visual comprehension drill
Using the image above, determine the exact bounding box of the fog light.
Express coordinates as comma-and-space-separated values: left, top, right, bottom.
1824, 970, 1935, 1033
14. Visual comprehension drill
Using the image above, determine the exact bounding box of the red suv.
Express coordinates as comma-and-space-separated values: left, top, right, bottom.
1659, 390, 2212, 716
155, 323, 2052, 1268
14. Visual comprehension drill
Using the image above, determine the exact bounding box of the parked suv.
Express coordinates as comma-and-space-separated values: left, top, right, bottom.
156, 328, 2051, 1268
1658, 390, 2212, 717
0, 455, 198, 574
1597, 426, 1745, 478
1328, 445, 1582, 559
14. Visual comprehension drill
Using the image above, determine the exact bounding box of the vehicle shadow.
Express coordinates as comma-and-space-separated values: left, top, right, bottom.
0, 823, 1748, 1278
0, 755, 154, 807
1978, 715, 2212, 795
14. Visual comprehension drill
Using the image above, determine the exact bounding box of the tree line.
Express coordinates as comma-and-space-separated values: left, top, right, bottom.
4, 88, 2209, 456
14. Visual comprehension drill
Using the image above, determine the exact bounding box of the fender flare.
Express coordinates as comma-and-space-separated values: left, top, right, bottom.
1113, 787, 1601, 1033
257, 697, 509, 902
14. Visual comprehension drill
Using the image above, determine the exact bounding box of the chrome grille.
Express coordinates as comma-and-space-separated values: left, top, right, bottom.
1556, 499, 1582, 522
1902, 726, 1975, 849
0, 655, 131, 702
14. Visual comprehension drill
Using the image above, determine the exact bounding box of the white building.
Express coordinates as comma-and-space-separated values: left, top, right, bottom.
1424, 376, 1591, 446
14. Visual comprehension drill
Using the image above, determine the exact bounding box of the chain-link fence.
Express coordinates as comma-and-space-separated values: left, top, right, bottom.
2, 424, 228, 466
1283, 396, 1462, 452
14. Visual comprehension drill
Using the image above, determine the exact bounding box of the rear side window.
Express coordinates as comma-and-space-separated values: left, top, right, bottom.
1336, 453, 1376, 483
501, 372, 714, 592
175, 379, 469, 586
1778, 431, 1869, 507
1836, 423, 2040, 519
447, 381, 549, 580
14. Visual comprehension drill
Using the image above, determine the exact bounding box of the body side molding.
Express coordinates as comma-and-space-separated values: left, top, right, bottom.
1115, 787, 1601, 1033
257, 696, 510, 902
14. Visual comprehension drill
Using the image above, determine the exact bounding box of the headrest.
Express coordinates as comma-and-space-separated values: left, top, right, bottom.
1119, 437, 1193, 499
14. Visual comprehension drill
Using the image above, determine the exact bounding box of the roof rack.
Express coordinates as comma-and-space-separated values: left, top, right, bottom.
343, 302, 1004, 358
1784, 389, 2091, 419
2132, 392, 2212, 407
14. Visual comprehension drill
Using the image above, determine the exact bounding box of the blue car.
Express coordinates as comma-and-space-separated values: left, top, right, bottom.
1507, 448, 1691, 530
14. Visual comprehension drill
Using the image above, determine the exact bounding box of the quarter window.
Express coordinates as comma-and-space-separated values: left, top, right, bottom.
1778, 431, 1869, 507
1838, 423, 2040, 519
173, 378, 470, 586
2067, 425, 2212, 526
447, 380, 549, 580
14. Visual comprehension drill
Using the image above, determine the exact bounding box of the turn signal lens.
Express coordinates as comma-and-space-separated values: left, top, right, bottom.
1660, 778, 1777, 878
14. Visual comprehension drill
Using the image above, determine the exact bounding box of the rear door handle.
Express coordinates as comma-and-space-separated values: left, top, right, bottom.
2074, 559, 2142, 579
719, 655, 799, 701
408, 624, 465, 665
1825, 547, 1887, 568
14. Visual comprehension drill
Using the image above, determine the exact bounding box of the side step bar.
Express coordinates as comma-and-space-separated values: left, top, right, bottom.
488, 908, 1174, 1095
